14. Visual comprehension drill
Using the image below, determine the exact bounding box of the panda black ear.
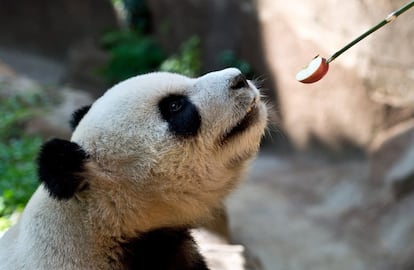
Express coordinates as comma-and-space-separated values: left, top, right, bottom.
37, 138, 88, 200
70, 105, 91, 131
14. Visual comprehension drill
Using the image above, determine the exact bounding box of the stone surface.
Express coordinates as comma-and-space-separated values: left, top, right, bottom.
0, 71, 43, 97
0, 47, 65, 85
370, 120, 414, 198
147, 0, 414, 150
65, 39, 110, 97
26, 87, 94, 139
0, 59, 16, 78
255, 0, 414, 149
192, 228, 248, 270
0, 52, 94, 139
227, 154, 414, 270
0, 0, 118, 58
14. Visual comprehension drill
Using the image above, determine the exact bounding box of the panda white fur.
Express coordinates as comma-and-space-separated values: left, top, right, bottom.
0, 68, 267, 270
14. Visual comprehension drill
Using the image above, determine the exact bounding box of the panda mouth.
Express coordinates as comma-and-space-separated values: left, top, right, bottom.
219, 98, 260, 145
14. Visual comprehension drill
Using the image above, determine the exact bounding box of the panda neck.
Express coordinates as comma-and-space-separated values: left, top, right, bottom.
86, 188, 211, 239
80, 163, 224, 239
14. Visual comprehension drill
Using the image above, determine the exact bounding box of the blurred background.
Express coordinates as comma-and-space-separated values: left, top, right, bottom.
0, 0, 414, 269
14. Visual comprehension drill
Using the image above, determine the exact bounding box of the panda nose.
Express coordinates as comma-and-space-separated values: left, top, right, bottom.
230, 74, 249, 90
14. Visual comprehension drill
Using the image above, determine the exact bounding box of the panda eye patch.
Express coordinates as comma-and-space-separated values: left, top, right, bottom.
158, 94, 201, 137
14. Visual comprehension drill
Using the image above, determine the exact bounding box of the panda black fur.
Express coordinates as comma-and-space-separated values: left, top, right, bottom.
0, 68, 267, 270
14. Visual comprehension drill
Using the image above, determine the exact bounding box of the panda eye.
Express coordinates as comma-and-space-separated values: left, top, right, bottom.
159, 95, 187, 118
168, 99, 184, 113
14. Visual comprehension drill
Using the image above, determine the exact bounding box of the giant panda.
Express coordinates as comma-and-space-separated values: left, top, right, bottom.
0, 68, 267, 270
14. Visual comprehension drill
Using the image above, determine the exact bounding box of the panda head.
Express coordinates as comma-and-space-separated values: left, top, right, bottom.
38, 68, 267, 234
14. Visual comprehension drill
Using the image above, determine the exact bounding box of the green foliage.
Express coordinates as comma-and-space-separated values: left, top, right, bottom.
100, 30, 166, 84
160, 36, 202, 77
106, 0, 255, 82
100, 30, 203, 83
0, 94, 44, 230
0, 94, 45, 138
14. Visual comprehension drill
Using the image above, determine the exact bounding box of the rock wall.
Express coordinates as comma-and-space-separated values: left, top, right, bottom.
257, 0, 414, 150
0, 0, 118, 58
1, 0, 413, 150
148, 0, 414, 151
